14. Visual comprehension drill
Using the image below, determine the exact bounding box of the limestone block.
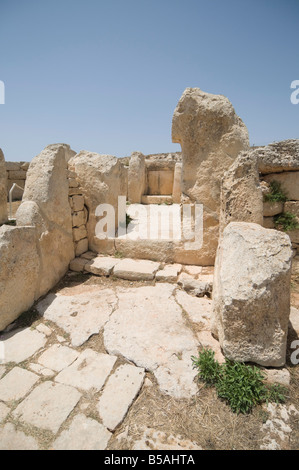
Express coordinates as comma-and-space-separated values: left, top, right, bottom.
212, 222, 293, 367
128, 151, 146, 203
264, 172, 299, 201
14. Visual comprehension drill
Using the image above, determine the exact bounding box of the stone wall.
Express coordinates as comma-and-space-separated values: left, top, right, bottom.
6, 161, 29, 200
0, 149, 7, 224
0, 144, 76, 331
220, 139, 299, 255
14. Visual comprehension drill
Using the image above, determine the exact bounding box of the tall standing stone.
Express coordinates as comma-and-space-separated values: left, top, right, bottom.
128, 151, 146, 203
212, 222, 292, 367
172, 88, 249, 264
16, 144, 75, 297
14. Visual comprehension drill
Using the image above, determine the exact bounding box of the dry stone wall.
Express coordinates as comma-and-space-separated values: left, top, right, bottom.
6, 161, 29, 200
0, 149, 7, 224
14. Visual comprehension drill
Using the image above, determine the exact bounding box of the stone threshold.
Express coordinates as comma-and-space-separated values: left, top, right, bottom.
69, 252, 214, 294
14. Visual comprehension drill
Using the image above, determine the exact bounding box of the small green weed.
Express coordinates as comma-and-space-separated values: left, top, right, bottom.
192, 348, 287, 414
274, 212, 299, 232
264, 181, 288, 203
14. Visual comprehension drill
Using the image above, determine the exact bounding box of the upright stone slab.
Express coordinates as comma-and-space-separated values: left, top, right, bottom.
172, 88, 249, 264
16, 144, 75, 297
0, 226, 40, 331
69, 151, 127, 253
0, 149, 7, 224
212, 222, 292, 367
128, 151, 146, 203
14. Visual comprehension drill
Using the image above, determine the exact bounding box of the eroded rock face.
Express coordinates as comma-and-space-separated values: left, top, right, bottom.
212, 222, 292, 367
69, 151, 127, 253
172, 88, 249, 263
16, 144, 74, 298
0, 149, 7, 224
220, 151, 263, 234
0, 226, 40, 330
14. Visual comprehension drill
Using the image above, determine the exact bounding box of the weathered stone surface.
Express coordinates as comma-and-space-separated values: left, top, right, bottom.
72, 210, 87, 227
69, 194, 85, 212
0, 402, 10, 423
172, 162, 182, 203
264, 172, 299, 201
37, 287, 117, 347
263, 217, 275, 229
0, 149, 7, 224
264, 368, 291, 387
13, 381, 81, 434
155, 264, 182, 282
132, 428, 202, 450
53, 414, 112, 450
70, 152, 127, 253
1, 328, 46, 363
172, 88, 249, 263
212, 222, 293, 367
147, 169, 174, 195
113, 258, 160, 281
284, 201, 299, 218
84, 256, 119, 276
256, 139, 299, 174
289, 306, 299, 336
97, 364, 145, 430
263, 201, 284, 217
0, 367, 39, 402
197, 330, 225, 363
36, 323, 52, 337
0, 423, 39, 450
38, 344, 79, 372
69, 257, 87, 272
177, 274, 213, 297
75, 237, 88, 256
16, 144, 75, 298
55, 349, 117, 392
0, 225, 40, 331
175, 290, 212, 327
220, 151, 263, 233
73, 225, 87, 242
104, 284, 198, 398
128, 152, 146, 203
183, 265, 203, 277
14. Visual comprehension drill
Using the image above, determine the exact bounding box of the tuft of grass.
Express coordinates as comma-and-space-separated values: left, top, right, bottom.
192, 348, 287, 414
264, 181, 288, 203
274, 212, 299, 232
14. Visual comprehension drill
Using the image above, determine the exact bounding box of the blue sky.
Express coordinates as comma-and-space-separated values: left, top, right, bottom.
0, 0, 298, 161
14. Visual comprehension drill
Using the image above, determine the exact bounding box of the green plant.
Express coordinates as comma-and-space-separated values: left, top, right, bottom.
191, 348, 221, 386
274, 212, 299, 232
215, 360, 268, 414
192, 349, 287, 414
114, 251, 125, 259
264, 181, 288, 203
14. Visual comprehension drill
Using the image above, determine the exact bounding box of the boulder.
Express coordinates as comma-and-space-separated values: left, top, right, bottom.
0, 149, 7, 224
128, 152, 146, 203
16, 144, 74, 297
69, 151, 127, 253
256, 139, 299, 175
212, 222, 292, 367
172, 88, 249, 263
0, 226, 40, 331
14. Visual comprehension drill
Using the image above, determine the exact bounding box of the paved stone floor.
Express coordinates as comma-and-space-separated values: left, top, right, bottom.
0, 256, 298, 450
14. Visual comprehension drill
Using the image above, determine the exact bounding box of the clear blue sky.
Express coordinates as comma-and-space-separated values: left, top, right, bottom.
0, 0, 298, 161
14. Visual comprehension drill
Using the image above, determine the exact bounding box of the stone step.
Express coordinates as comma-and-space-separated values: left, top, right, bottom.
141, 195, 173, 205
69, 254, 214, 294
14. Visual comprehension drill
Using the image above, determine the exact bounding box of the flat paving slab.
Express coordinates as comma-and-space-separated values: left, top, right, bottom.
0, 367, 39, 402
55, 349, 117, 392
113, 258, 161, 281
37, 344, 79, 372
97, 364, 145, 430
0, 328, 46, 364
13, 381, 81, 434
53, 413, 112, 450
